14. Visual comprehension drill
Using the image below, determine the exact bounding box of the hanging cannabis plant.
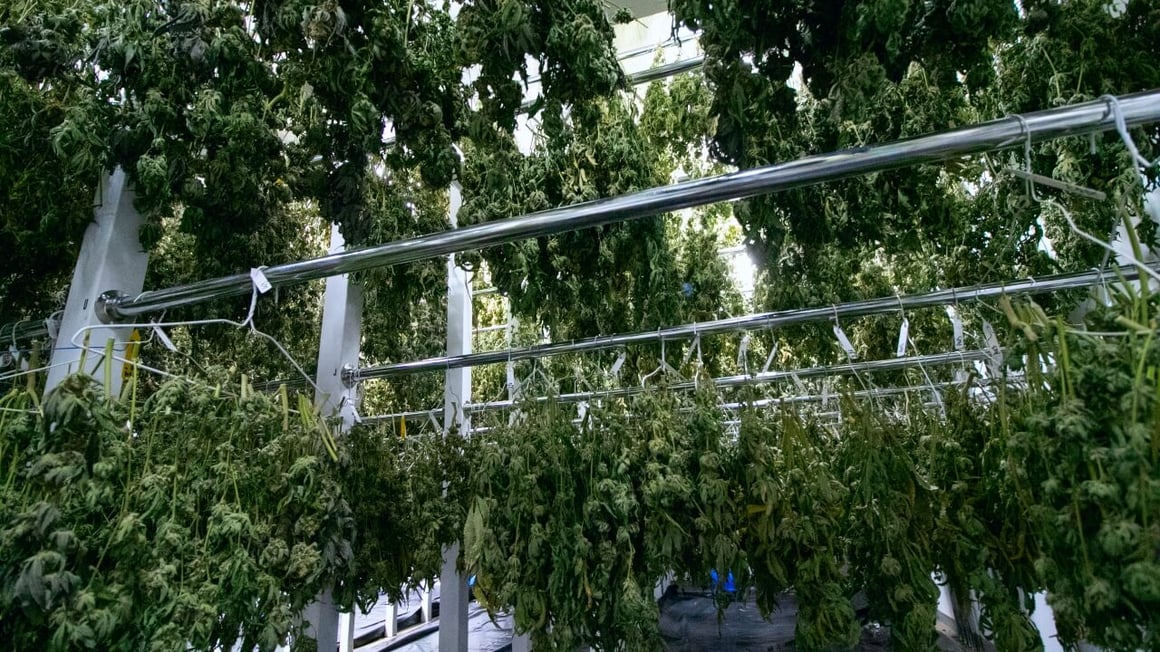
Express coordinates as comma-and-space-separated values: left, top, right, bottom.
0, 373, 354, 651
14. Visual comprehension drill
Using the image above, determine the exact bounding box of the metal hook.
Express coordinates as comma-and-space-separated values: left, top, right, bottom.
1010, 113, 1038, 203
1100, 94, 1154, 169
1006, 111, 1105, 203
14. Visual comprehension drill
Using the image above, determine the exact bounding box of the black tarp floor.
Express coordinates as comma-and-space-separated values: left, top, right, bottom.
362, 587, 966, 652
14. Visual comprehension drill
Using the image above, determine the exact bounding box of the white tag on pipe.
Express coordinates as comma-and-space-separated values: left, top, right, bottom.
896, 318, 910, 358
791, 372, 808, 396
152, 325, 179, 352
681, 335, 701, 369
506, 363, 517, 391
931, 387, 945, 414
762, 341, 779, 373
250, 267, 273, 294
983, 320, 1000, 352
946, 306, 964, 351
737, 334, 751, 372
833, 324, 858, 359
821, 379, 831, 409
982, 320, 1002, 377
609, 351, 626, 378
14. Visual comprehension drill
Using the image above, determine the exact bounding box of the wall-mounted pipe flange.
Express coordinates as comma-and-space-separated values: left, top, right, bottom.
341, 364, 358, 388
94, 291, 129, 324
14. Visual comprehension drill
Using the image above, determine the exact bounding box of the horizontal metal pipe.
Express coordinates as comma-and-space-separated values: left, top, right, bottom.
524, 31, 700, 86
361, 349, 988, 422
104, 91, 1160, 320
624, 55, 705, 85
519, 56, 705, 110
354, 264, 1146, 381
0, 319, 55, 346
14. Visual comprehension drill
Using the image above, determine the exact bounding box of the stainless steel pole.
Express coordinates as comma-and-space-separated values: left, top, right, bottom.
354, 264, 1146, 382
361, 349, 989, 422
101, 91, 1160, 321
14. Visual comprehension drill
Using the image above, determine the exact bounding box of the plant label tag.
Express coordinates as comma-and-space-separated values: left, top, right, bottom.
821, 379, 831, 409
250, 267, 273, 294
896, 317, 910, 358
681, 335, 701, 369
982, 320, 1003, 377
609, 351, 626, 378
931, 387, 945, 414
791, 372, 807, 396
506, 363, 518, 392
152, 325, 179, 352
833, 324, 858, 359
762, 341, 779, 373
737, 334, 751, 372
946, 306, 964, 350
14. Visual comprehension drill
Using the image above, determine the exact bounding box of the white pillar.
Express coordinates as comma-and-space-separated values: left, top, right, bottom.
47, 168, 149, 394
439, 181, 471, 652
932, 572, 955, 623
307, 224, 364, 652
338, 612, 355, 652
422, 582, 434, 623
385, 601, 399, 638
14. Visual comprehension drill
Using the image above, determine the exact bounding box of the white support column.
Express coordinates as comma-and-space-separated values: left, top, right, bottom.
47, 168, 149, 394
439, 181, 471, 652
338, 613, 355, 652
308, 223, 364, 652
385, 601, 399, 638
422, 582, 434, 623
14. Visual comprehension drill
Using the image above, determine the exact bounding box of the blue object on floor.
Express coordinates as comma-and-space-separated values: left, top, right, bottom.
724, 571, 736, 593
709, 569, 719, 589
468, 575, 476, 588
